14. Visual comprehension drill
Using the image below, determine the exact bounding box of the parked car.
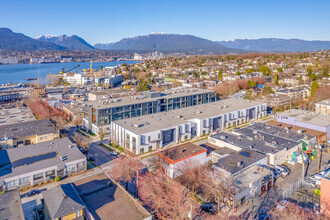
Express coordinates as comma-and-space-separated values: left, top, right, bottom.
276, 165, 290, 177
201, 202, 218, 214
26, 189, 40, 197
310, 174, 322, 181
88, 156, 95, 161
111, 151, 118, 156
273, 168, 282, 178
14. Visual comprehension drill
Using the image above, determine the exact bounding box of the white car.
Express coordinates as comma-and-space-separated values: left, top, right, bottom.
310, 174, 322, 181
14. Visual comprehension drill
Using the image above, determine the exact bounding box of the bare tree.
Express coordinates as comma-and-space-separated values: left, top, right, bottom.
72, 132, 90, 153
53, 116, 67, 132
72, 117, 82, 129
202, 174, 235, 212
108, 156, 143, 191
99, 128, 105, 144
138, 169, 199, 220
268, 201, 317, 220
178, 162, 212, 196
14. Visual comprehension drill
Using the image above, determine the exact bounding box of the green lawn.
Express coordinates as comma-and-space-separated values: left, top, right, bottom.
77, 130, 87, 136
87, 159, 97, 168
110, 143, 124, 152
100, 143, 114, 152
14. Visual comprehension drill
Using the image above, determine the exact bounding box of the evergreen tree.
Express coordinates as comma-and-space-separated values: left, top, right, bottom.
274, 73, 279, 85
218, 69, 223, 80
311, 81, 319, 97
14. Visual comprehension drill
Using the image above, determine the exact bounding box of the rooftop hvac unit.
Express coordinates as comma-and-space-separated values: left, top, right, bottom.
237, 161, 243, 167
220, 135, 226, 140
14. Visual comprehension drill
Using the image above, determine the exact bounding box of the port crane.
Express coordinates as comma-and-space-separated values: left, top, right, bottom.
59, 64, 80, 74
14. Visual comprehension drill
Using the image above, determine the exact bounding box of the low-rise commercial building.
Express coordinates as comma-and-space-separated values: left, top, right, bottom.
0, 138, 86, 190
111, 98, 267, 154
266, 120, 327, 143
0, 107, 36, 126
159, 142, 210, 178
0, 119, 59, 149
210, 128, 302, 166
277, 109, 330, 139
63, 103, 86, 121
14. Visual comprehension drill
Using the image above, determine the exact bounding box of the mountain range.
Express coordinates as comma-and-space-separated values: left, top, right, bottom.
0, 28, 64, 50
94, 33, 242, 54
35, 34, 94, 50
1, 28, 330, 53
217, 38, 330, 52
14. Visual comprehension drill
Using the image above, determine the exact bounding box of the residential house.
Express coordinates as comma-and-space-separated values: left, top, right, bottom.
43, 183, 86, 220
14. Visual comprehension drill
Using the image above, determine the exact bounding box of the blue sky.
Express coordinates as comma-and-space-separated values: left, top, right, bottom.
1, 0, 329, 44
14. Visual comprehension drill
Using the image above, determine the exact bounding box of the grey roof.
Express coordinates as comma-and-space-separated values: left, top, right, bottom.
159, 142, 206, 163
213, 128, 300, 155
63, 103, 85, 114
213, 148, 266, 175
0, 189, 24, 220
43, 183, 85, 219
239, 123, 313, 142
0, 119, 57, 138
0, 138, 85, 180
0, 107, 36, 126
278, 109, 330, 127
86, 88, 215, 109
113, 98, 265, 134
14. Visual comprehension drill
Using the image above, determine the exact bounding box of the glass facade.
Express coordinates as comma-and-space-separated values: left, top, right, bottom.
91, 91, 216, 127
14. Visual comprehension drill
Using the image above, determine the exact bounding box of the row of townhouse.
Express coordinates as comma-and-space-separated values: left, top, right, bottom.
111, 98, 267, 155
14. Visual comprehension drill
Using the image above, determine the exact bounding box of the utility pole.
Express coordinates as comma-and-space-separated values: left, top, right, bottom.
318, 143, 321, 173
302, 146, 305, 180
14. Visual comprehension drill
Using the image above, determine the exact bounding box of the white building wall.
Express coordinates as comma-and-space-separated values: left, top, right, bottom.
165, 151, 209, 178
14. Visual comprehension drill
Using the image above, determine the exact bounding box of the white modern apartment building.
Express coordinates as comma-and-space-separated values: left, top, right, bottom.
63, 73, 89, 85
111, 98, 267, 154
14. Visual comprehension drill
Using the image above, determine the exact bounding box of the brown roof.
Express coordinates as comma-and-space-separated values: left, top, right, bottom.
159, 142, 207, 164
74, 173, 149, 220
265, 120, 326, 137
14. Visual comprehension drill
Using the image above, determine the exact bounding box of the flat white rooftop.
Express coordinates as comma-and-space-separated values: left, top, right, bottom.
113, 98, 265, 134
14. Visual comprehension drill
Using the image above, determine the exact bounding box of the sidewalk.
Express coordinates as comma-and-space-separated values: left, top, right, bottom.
21, 168, 103, 194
